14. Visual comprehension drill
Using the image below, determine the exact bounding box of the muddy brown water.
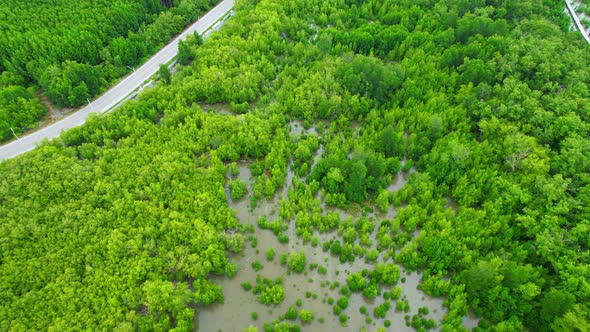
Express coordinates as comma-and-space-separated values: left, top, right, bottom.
196, 162, 479, 331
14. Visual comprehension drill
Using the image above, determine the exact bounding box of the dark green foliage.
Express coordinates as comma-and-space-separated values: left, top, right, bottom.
339, 314, 348, 326
159, 64, 171, 84
378, 125, 405, 158
0, 0, 218, 140
359, 306, 368, 315
333, 305, 341, 316
0, 85, 47, 141
410, 314, 437, 331
336, 54, 403, 106
336, 296, 349, 310
177, 39, 192, 65
339, 285, 351, 296
457, 259, 544, 322
310, 148, 392, 205
285, 306, 298, 320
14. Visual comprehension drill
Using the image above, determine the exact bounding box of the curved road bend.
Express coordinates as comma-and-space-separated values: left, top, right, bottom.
0, 0, 234, 161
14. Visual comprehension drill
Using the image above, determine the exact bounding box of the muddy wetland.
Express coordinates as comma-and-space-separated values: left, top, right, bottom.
194, 143, 479, 332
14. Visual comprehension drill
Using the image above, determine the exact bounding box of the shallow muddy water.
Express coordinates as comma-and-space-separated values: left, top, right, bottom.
195, 163, 478, 331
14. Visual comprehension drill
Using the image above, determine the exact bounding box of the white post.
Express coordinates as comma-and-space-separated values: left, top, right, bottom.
10, 128, 20, 141
86, 98, 95, 112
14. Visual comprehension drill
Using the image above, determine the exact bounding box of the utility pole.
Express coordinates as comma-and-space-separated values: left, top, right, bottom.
10, 128, 20, 141
86, 98, 95, 112
126, 65, 135, 72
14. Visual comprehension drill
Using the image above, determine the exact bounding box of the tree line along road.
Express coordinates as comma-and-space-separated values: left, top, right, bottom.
0, 0, 234, 161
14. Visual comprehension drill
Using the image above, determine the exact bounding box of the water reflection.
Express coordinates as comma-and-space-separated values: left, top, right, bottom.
196, 162, 479, 331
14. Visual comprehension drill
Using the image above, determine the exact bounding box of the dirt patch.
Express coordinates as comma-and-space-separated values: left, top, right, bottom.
37, 91, 73, 121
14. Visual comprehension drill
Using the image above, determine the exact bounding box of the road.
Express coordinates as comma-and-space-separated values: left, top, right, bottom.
0, 0, 234, 161
566, 0, 590, 44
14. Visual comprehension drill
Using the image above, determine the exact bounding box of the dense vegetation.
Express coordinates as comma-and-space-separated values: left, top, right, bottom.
1, 0, 589, 331
0, 0, 219, 141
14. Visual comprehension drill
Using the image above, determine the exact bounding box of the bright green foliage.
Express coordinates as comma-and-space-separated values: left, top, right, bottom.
371, 263, 400, 285
2, 0, 590, 330
263, 320, 301, 332
0, 83, 286, 330
253, 278, 285, 306
362, 283, 380, 299
266, 247, 276, 261
374, 301, 391, 319
396, 300, 410, 313
0, 107, 242, 330
299, 309, 314, 324
229, 179, 248, 200
347, 272, 368, 291
390, 286, 402, 300
287, 252, 307, 273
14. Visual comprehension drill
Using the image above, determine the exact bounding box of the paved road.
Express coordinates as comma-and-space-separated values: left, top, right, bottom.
566, 0, 590, 44
0, 0, 234, 161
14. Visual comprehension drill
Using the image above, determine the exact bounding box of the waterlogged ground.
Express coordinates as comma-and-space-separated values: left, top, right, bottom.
194, 160, 479, 331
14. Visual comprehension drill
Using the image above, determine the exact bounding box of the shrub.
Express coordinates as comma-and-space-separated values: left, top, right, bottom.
266, 247, 276, 261
339, 314, 349, 326
299, 309, 314, 324
336, 296, 349, 310
228, 179, 248, 200
252, 260, 263, 272
285, 306, 298, 320
287, 252, 307, 273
